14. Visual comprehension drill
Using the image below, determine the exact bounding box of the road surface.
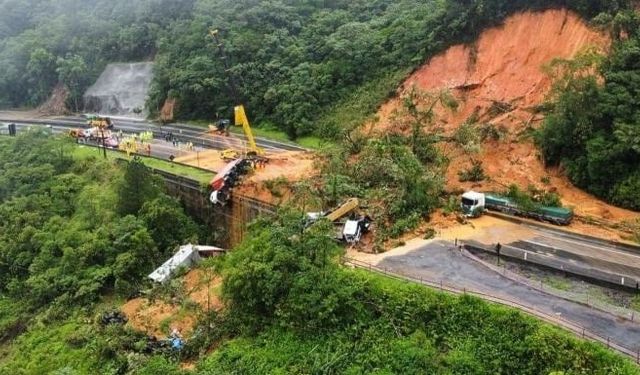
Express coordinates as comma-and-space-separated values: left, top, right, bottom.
448, 215, 640, 288
0, 114, 305, 153
376, 240, 640, 353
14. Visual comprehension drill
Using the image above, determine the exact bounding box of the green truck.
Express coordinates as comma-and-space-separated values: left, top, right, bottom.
461, 191, 573, 225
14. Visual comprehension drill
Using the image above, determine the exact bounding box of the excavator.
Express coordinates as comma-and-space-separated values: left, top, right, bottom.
306, 198, 372, 244
208, 29, 264, 161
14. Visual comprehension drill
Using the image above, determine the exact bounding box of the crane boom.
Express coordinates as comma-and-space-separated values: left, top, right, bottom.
325, 198, 359, 222
234, 105, 259, 155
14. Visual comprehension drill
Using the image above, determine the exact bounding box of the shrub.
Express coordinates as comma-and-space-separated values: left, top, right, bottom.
458, 160, 486, 182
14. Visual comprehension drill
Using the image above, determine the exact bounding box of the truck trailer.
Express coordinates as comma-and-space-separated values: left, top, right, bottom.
461, 191, 573, 225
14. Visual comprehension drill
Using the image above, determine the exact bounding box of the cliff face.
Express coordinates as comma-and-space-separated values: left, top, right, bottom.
83, 62, 154, 118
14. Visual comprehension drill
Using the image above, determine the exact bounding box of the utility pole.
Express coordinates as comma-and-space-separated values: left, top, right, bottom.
100, 127, 107, 159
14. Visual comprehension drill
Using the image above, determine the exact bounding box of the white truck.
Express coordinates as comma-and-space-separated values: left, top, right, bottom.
460, 191, 486, 218
342, 217, 372, 244
461, 190, 573, 225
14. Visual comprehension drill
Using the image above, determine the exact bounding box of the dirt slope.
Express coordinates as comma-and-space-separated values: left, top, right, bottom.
121, 269, 222, 338
372, 9, 639, 229
377, 9, 607, 133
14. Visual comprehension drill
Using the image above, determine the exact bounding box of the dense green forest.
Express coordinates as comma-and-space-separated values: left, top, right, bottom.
0, 133, 635, 373
537, 10, 640, 210
0, 0, 627, 136
0, 0, 195, 110
148, 0, 628, 139
0, 131, 200, 334
2, 0, 639, 211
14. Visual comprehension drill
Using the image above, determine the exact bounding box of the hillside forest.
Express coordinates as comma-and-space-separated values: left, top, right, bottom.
1, 2, 640, 371
0, 0, 639, 212
0, 132, 638, 374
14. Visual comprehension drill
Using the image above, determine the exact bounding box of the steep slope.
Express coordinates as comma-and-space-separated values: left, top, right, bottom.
385, 9, 607, 131
372, 9, 639, 225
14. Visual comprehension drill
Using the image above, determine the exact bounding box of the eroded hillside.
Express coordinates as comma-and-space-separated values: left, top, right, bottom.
371, 9, 639, 230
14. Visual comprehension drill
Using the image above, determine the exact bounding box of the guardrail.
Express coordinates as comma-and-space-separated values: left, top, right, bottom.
460, 245, 640, 322
464, 239, 640, 291
342, 256, 640, 363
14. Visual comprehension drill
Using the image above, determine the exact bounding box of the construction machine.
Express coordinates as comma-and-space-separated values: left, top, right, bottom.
210, 118, 231, 136
306, 198, 372, 244
209, 29, 264, 161
86, 115, 114, 129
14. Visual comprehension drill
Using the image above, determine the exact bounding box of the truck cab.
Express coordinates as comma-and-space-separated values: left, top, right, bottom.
342, 216, 372, 244
461, 191, 485, 217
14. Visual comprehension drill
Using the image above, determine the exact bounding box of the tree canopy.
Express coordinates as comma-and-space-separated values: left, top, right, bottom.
0, 0, 629, 134
537, 10, 640, 210
0, 131, 200, 319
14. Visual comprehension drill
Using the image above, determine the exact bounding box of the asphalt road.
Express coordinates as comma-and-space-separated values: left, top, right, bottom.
378, 240, 640, 352
12, 123, 206, 163
0, 114, 306, 153
462, 217, 640, 288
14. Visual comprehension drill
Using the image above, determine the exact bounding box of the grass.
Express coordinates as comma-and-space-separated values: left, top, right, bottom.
543, 275, 573, 291
186, 119, 328, 150
0, 320, 98, 374
71, 145, 215, 185
630, 294, 640, 312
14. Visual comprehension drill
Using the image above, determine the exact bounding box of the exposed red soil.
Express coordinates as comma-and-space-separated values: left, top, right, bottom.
160, 98, 176, 123
374, 9, 609, 134
176, 149, 315, 184
368, 9, 639, 238
121, 269, 222, 338
37, 83, 70, 116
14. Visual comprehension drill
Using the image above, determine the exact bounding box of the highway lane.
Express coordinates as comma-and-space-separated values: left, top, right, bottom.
13, 123, 200, 162
54, 115, 306, 152
377, 241, 640, 354
0, 115, 307, 153
448, 215, 640, 288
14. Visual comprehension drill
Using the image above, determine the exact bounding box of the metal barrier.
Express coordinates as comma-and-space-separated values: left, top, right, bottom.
342, 256, 640, 363
460, 246, 640, 322
464, 240, 640, 290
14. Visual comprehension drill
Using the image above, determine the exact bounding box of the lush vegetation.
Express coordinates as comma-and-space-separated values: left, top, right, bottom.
536, 10, 640, 211
141, 212, 640, 373
0, 0, 195, 110
0, 136, 636, 373
0, 131, 200, 339
149, 0, 627, 139
295, 88, 454, 248
0, 0, 628, 137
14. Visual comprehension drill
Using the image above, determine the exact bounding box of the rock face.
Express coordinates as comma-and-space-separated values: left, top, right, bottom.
83, 62, 154, 118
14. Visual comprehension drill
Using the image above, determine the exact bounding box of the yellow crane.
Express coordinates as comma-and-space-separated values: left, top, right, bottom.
209, 29, 264, 160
